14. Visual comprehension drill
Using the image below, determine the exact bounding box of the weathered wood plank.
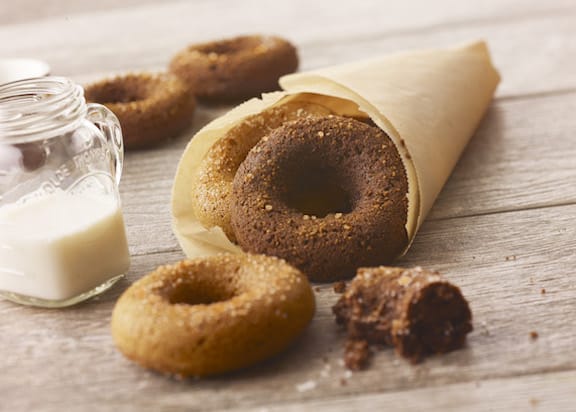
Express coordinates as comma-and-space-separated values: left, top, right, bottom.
428, 91, 576, 220
0, 1, 575, 98
237, 370, 576, 412
299, 15, 576, 98
2, 204, 575, 411
0, 0, 164, 25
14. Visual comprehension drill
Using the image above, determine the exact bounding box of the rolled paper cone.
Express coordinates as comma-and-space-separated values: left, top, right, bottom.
171, 41, 500, 258
280, 41, 500, 239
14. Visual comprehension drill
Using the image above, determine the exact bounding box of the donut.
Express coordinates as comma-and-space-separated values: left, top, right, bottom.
84, 73, 196, 150
191, 100, 332, 240
333, 266, 472, 366
230, 116, 409, 282
169, 35, 298, 103
111, 254, 315, 377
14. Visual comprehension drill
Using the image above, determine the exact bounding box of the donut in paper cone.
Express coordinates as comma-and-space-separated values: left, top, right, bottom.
171, 41, 500, 280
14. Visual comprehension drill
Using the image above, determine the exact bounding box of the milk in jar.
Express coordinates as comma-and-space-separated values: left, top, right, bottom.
0, 191, 130, 301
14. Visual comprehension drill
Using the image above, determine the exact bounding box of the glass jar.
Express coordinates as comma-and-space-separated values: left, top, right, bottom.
0, 76, 130, 308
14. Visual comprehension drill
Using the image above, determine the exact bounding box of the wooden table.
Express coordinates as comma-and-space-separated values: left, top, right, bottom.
1, 1, 575, 410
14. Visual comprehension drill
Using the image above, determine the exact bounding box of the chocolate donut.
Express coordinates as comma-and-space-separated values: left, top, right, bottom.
333, 266, 473, 367
169, 35, 298, 103
191, 101, 332, 240
230, 116, 409, 282
84, 73, 196, 149
111, 254, 315, 377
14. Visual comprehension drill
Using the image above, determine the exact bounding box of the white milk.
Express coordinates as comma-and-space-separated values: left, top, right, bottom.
0, 192, 130, 301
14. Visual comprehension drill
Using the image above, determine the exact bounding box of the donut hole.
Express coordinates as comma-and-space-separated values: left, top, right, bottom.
282, 167, 352, 217
196, 36, 262, 57
164, 280, 237, 306
406, 284, 472, 355
85, 78, 151, 104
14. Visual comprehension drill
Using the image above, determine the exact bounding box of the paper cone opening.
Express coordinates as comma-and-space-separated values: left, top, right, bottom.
172, 40, 500, 259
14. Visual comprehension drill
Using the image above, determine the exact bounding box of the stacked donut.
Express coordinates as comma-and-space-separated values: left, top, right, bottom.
190, 104, 410, 282
84, 35, 299, 149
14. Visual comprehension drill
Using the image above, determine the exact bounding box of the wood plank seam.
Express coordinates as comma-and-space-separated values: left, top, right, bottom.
496, 88, 576, 102
428, 200, 576, 223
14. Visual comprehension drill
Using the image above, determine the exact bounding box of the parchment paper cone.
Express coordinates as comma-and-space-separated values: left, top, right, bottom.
171, 41, 500, 259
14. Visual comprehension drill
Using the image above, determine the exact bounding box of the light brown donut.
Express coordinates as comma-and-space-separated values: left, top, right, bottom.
84, 73, 196, 150
111, 254, 315, 377
191, 101, 332, 240
169, 35, 298, 103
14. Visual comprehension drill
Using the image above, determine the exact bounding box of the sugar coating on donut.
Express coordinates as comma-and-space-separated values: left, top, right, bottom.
191, 101, 332, 240
84, 73, 196, 149
231, 115, 409, 282
169, 35, 298, 102
111, 254, 315, 377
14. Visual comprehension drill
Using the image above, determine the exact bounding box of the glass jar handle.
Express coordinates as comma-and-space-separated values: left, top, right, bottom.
86, 103, 124, 186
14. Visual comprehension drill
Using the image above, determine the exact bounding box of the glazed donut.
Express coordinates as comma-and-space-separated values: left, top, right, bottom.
111, 254, 315, 377
169, 35, 298, 103
191, 100, 332, 240
230, 116, 409, 282
84, 73, 196, 149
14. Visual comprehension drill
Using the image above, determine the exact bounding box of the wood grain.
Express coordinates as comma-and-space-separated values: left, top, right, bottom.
1, 0, 575, 410
0, 1, 575, 98
0, 0, 163, 25
2, 204, 575, 411
237, 370, 576, 412
428, 92, 576, 220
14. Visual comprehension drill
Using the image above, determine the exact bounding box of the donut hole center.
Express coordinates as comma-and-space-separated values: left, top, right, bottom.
165, 281, 236, 305
282, 167, 352, 217
198, 37, 262, 56
86, 81, 150, 104
199, 42, 238, 56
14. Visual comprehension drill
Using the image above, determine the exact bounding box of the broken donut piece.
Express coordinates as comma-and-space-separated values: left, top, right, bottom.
333, 266, 472, 367
344, 340, 372, 371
